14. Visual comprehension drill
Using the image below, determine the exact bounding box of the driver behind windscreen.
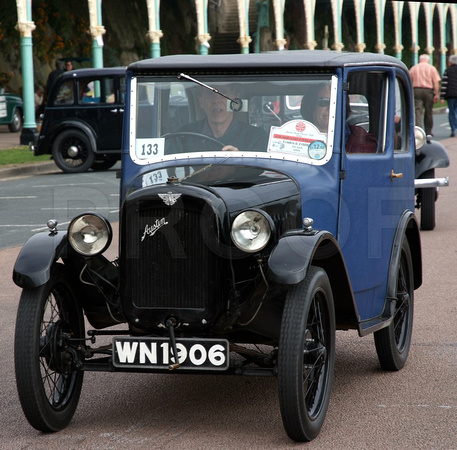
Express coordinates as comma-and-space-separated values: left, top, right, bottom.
179, 85, 268, 152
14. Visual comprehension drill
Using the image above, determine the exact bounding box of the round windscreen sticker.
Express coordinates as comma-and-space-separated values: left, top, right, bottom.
268, 120, 327, 157
308, 140, 327, 160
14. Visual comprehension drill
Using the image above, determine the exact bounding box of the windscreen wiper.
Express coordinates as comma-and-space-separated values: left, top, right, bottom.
178, 73, 244, 112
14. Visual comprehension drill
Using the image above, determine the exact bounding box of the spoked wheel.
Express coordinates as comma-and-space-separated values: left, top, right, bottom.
52, 129, 95, 173
419, 169, 436, 230
14, 265, 85, 432
374, 239, 414, 371
278, 266, 336, 442
8, 108, 23, 132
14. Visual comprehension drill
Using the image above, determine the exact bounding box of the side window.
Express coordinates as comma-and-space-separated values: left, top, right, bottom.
394, 76, 407, 152
54, 80, 74, 105
78, 77, 116, 104
345, 72, 385, 154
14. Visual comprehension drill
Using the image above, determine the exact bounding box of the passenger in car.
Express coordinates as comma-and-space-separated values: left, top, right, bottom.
301, 83, 377, 153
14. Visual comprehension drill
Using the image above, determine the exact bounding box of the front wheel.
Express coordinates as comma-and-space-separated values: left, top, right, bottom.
52, 129, 95, 173
278, 266, 336, 442
8, 108, 23, 132
14, 265, 85, 432
374, 239, 414, 371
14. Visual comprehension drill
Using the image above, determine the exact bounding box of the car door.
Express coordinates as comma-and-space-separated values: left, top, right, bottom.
77, 74, 125, 151
338, 69, 412, 326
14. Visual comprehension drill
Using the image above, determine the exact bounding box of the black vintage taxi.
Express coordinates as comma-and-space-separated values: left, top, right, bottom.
32, 67, 126, 172
13, 50, 448, 441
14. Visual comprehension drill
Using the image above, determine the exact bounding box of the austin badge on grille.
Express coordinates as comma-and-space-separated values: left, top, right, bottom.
158, 192, 182, 206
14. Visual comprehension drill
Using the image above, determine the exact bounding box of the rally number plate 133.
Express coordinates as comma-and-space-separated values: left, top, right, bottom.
112, 337, 230, 370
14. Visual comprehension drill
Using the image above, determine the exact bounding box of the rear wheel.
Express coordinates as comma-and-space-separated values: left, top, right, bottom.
374, 239, 414, 371
278, 266, 335, 442
419, 168, 436, 230
52, 129, 95, 173
14, 265, 84, 432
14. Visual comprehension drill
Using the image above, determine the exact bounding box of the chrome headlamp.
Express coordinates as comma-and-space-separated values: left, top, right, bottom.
414, 126, 426, 151
68, 213, 112, 256
231, 210, 272, 253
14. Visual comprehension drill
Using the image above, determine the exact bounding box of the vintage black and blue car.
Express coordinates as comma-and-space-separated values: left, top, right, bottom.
12, 51, 448, 441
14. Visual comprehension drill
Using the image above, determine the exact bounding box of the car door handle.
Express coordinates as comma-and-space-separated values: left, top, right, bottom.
110, 109, 118, 113
391, 170, 403, 181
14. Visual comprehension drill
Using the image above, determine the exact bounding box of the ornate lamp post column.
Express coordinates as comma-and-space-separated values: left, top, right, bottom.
435, 3, 447, 75
423, 2, 435, 65
237, 0, 252, 54
195, 0, 210, 55
272, 0, 287, 50
16, 0, 37, 145
88, 0, 105, 68
353, 0, 366, 53
303, 0, 317, 50
409, 1, 420, 66
374, 0, 386, 53
392, 1, 404, 60
330, 0, 344, 52
450, 5, 457, 55
146, 0, 162, 58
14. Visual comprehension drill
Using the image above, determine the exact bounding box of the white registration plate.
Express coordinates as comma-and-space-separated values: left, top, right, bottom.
112, 337, 229, 370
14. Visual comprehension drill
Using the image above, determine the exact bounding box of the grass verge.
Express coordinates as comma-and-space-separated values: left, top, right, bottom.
0, 146, 51, 166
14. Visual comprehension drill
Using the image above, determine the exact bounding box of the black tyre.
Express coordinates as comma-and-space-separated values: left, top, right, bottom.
8, 108, 23, 132
91, 156, 118, 171
374, 239, 414, 371
52, 129, 95, 173
14, 265, 84, 432
278, 266, 336, 442
419, 168, 436, 231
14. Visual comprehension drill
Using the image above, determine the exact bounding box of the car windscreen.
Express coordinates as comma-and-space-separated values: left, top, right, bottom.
129, 74, 337, 166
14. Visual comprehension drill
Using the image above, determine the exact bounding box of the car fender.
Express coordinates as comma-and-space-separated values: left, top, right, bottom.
38, 120, 98, 155
387, 211, 422, 297
268, 229, 334, 285
415, 139, 450, 178
268, 229, 358, 329
13, 231, 68, 288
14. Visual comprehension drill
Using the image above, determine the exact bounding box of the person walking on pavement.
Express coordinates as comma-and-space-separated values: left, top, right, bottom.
44, 60, 63, 102
409, 54, 441, 136
440, 55, 457, 137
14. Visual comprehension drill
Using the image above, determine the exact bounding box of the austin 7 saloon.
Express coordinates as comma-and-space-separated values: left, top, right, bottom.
14, 51, 443, 441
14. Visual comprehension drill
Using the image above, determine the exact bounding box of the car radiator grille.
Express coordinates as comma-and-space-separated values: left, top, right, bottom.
123, 201, 221, 310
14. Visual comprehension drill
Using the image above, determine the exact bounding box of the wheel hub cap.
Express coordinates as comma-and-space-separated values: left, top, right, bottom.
67, 145, 79, 157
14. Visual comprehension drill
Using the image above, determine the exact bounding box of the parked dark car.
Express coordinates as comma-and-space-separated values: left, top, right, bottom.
31, 67, 126, 173
0, 89, 23, 132
13, 51, 450, 441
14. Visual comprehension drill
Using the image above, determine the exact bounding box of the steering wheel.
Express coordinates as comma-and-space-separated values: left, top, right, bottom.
163, 131, 225, 150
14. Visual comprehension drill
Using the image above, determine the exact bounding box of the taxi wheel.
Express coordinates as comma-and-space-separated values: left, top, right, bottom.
419, 169, 436, 231
52, 129, 95, 173
8, 108, 23, 132
374, 239, 414, 371
278, 266, 335, 442
14, 264, 84, 432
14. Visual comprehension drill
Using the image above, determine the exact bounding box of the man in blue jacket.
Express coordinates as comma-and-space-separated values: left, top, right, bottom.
440, 55, 457, 137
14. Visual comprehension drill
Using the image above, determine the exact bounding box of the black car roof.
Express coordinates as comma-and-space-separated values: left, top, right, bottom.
128, 50, 408, 74
60, 66, 126, 78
